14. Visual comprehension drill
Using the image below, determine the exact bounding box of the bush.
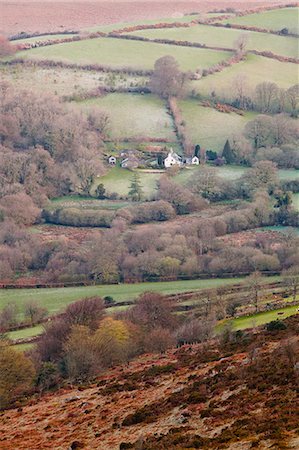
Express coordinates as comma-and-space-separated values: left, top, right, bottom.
43, 207, 114, 227
266, 320, 287, 332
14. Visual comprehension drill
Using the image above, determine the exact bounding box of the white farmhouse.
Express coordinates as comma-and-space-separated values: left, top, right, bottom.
191, 155, 199, 165
108, 156, 117, 165
164, 149, 183, 168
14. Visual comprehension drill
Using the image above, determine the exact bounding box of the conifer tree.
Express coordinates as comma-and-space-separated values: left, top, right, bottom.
128, 173, 143, 202
222, 139, 235, 164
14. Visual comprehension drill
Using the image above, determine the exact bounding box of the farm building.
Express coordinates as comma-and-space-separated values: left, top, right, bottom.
108, 156, 117, 165
164, 149, 183, 168
121, 156, 140, 169
185, 155, 200, 165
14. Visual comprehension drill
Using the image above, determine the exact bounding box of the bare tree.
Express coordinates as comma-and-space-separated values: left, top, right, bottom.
283, 266, 299, 302
234, 33, 249, 56
247, 271, 263, 313
255, 82, 279, 113
150, 56, 189, 99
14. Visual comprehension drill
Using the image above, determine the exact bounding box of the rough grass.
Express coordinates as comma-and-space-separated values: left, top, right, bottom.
293, 193, 299, 211
0, 277, 245, 317
76, 93, 176, 140
179, 100, 256, 151
192, 54, 298, 101
0, 64, 147, 98
132, 24, 299, 58
222, 7, 299, 33
17, 37, 232, 71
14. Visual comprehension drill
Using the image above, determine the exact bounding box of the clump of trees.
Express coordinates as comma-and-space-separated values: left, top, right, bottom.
150, 56, 190, 99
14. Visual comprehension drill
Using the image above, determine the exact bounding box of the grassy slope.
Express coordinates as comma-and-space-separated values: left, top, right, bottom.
85, 14, 202, 32
179, 100, 256, 151
230, 304, 299, 330
76, 93, 175, 140
222, 7, 299, 33
132, 24, 298, 58
0, 278, 246, 317
13, 34, 77, 44
7, 324, 44, 341
17, 38, 232, 71
192, 54, 298, 100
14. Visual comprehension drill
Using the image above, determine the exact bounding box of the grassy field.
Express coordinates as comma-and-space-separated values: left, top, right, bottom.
93, 167, 161, 198
85, 14, 202, 32
17, 37, 232, 72
179, 100, 256, 151
7, 324, 44, 341
222, 7, 299, 33
132, 24, 298, 58
192, 54, 298, 101
13, 34, 77, 44
0, 278, 247, 317
0, 64, 147, 98
76, 93, 175, 140
293, 193, 299, 211
229, 304, 299, 331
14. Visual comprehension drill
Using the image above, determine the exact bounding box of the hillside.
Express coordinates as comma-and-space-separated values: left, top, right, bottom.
1, 315, 298, 450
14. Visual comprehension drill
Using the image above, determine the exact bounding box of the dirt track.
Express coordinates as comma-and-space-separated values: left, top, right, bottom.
0, 0, 287, 35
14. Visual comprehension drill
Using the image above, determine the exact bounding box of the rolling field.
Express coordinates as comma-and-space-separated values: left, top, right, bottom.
77, 93, 176, 140
17, 37, 232, 71
131, 24, 299, 58
192, 54, 298, 100
222, 7, 299, 33
0, 64, 146, 98
0, 277, 246, 318
179, 100, 257, 151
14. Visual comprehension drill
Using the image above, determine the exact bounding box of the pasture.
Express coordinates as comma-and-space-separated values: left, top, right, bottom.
0, 278, 246, 318
17, 37, 232, 71
192, 54, 298, 100
222, 7, 299, 33
179, 100, 256, 151
13, 34, 77, 44
229, 304, 299, 331
131, 24, 299, 58
93, 166, 161, 198
77, 93, 176, 140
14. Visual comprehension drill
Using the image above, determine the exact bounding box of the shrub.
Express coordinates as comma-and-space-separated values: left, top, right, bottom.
0, 342, 35, 409
266, 320, 287, 332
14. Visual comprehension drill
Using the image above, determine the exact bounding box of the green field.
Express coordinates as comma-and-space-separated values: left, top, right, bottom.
131, 24, 298, 58
17, 37, 232, 71
0, 278, 247, 317
192, 54, 298, 101
222, 7, 299, 33
77, 93, 176, 140
179, 100, 256, 151
229, 304, 299, 331
93, 167, 161, 198
13, 34, 77, 44
7, 324, 44, 341
293, 193, 299, 211
86, 14, 202, 32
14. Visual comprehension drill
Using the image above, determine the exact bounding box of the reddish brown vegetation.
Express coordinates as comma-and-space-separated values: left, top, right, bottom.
0, 315, 298, 449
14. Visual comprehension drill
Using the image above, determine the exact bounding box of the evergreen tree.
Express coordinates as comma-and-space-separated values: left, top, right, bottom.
95, 183, 106, 199
194, 144, 200, 157
222, 140, 235, 164
128, 173, 143, 202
